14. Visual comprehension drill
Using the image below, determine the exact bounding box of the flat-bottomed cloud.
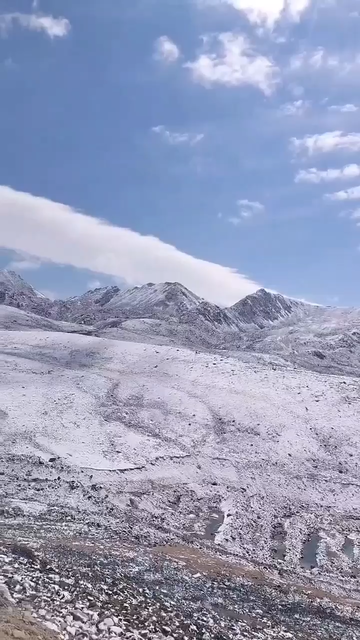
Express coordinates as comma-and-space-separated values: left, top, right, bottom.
291, 132, 360, 155
296, 165, 360, 183
326, 185, 360, 201
0, 186, 260, 305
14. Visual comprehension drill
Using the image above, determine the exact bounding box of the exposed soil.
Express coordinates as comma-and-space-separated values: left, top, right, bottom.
0, 610, 57, 640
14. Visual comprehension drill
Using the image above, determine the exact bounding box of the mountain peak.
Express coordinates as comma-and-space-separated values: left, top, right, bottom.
0, 269, 29, 287
0, 269, 45, 297
253, 288, 273, 298
0, 269, 51, 315
104, 281, 202, 318
230, 288, 304, 327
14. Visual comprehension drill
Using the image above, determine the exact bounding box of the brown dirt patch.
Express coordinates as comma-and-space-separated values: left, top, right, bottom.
0, 610, 57, 640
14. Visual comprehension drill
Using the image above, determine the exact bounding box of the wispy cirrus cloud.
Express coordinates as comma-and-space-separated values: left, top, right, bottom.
153, 36, 180, 63
326, 185, 360, 201
0, 186, 260, 305
289, 47, 360, 79
228, 199, 265, 225
0, 12, 70, 38
279, 99, 309, 116
152, 125, 204, 146
291, 131, 360, 156
184, 32, 279, 95
295, 164, 360, 184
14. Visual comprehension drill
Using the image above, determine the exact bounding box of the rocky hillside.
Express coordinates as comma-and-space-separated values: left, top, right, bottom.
0, 271, 52, 317
230, 288, 307, 327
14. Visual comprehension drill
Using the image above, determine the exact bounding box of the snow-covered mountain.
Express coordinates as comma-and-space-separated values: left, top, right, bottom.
104, 282, 202, 317
0, 270, 53, 316
54, 285, 122, 323
0, 304, 92, 334
0, 269, 43, 297
2, 270, 360, 375
0, 270, 312, 330
50, 280, 239, 331
230, 288, 307, 327
235, 303, 360, 376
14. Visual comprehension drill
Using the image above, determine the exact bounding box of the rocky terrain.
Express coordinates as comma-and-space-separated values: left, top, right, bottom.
1, 533, 360, 640
2, 269, 360, 638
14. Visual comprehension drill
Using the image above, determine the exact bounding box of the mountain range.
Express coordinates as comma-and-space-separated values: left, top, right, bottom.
0, 268, 315, 326
1, 269, 360, 375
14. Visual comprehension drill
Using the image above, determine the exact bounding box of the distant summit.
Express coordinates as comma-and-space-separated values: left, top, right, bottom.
230, 288, 306, 327
0, 270, 51, 315
105, 282, 203, 319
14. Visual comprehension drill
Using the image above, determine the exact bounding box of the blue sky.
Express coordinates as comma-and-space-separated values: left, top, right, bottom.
0, 0, 360, 305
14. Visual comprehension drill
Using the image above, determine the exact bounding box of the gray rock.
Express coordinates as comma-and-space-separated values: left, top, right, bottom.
72, 610, 89, 624
0, 582, 14, 605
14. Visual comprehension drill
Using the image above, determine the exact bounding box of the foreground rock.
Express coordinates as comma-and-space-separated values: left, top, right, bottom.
1, 535, 360, 640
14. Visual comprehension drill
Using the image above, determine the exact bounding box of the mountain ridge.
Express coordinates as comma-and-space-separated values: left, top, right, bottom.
0, 269, 318, 328
2, 269, 360, 377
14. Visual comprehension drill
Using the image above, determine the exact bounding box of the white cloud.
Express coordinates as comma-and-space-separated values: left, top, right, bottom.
326, 185, 360, 201
8, 259, 39, 271
152, 125, 204, 146
205, 0, 311, 29
0, 12, 71, 38
290, 48, 360, 76
291, 131, 360, 155
228, 199, 265, 225
7, 254, 42, 271
154, 36, 180, 63
87, 279, 102, 290
0, 186, 260, 305
237, 199, 264, 213
279, 99, 309, 115
328, 104, 358, 113
184, 32, 279, 95
295, 164, 360, 183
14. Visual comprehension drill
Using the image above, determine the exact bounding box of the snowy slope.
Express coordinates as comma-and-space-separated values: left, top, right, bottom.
230, 288, 307, 327
104, 282, 202, 317
1, 330, 360, 596
0, 305, 93, 333
0, 269, 45, 298
0, 270, 53, 316
53, 285, 121, 323
232, 304, 360, 376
